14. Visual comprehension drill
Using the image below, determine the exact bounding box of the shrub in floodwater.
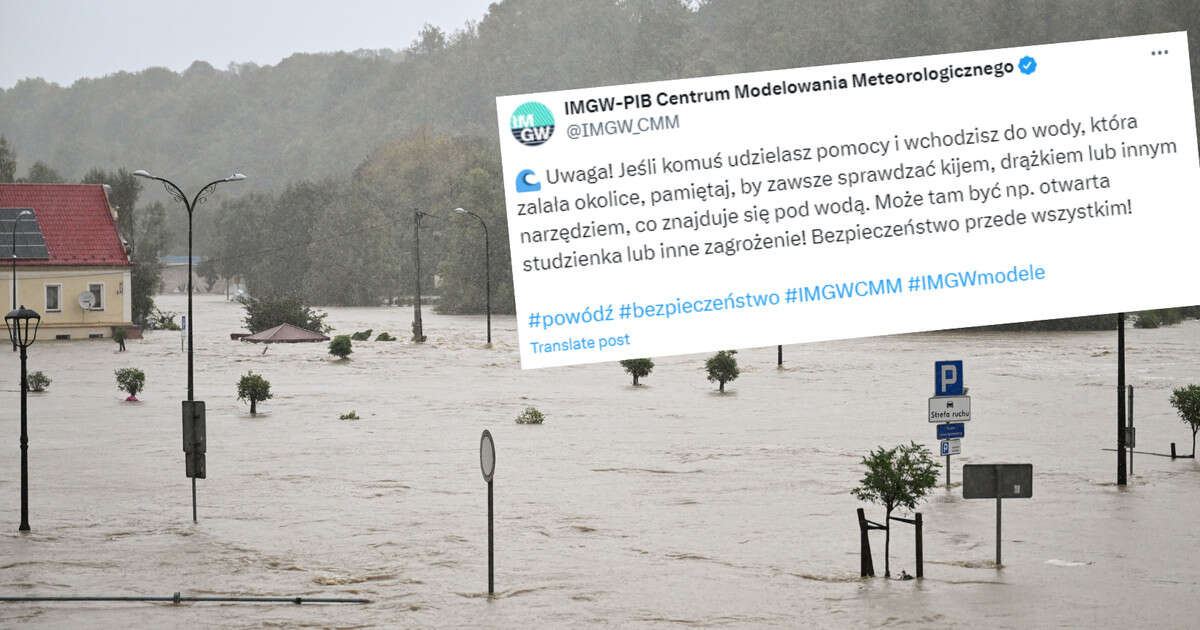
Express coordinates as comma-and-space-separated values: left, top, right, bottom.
329, 335, 353, 359
237, 294, 330, 334
515, 406, 545, 424
375, 332, 396, 341
351, 328, 373, 341
339, 410, 360, 420
705, 350, 739, 393
620, 358, 654, 386
115, 367, 146, 401
237, 371, 272, 415
27, 371, 50, 392
851, 442, 939, 578
1169, 385, 1200, 457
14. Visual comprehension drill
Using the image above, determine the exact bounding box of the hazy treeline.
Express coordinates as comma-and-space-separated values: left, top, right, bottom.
2, 0, 1194, 192
2, 0, 1197, 313
196, 132, 512, 312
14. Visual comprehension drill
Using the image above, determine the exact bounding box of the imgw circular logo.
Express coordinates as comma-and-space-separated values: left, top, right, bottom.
510, 101, 555, 146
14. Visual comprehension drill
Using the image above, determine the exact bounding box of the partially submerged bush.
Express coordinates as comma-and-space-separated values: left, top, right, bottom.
237, 371, 272, 415
27, 371, 50, 392
339, 410, 360, 420
375, 331, 396, 341
351, 328, 373, 341
705, 350, 740, 393
515, 406, 545, 424
115, 367, 145, 400
620, 358, 654, 386
329, 335, 353, 359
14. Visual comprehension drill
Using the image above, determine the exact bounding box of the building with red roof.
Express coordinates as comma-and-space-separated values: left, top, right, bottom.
1, 183, 133, 340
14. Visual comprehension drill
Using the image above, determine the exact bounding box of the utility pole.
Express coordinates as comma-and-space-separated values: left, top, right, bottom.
412, 210, 425, 342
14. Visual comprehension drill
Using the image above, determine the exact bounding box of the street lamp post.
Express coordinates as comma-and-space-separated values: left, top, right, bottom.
9, 209, 33, 351
6, 305, 41, 531
133, 169, 245, 522
412, 210, 435, 343
453, 208, 491, 345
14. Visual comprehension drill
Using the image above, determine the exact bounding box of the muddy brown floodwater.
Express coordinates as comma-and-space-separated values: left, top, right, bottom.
1, 294, 1199, 628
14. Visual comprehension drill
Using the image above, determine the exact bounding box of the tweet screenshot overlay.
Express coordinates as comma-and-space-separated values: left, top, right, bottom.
497, 32, 1199, 369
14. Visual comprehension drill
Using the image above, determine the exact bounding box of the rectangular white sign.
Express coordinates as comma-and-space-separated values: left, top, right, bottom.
497, 32, 1200, 369
940, 439, 962, 456
929, 396, 971, 422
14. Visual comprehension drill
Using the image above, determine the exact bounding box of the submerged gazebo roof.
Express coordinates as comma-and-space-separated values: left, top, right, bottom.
241, 323, 329, 343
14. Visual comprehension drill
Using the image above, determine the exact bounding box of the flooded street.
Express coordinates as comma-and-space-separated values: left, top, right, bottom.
1, 293, 1198, 628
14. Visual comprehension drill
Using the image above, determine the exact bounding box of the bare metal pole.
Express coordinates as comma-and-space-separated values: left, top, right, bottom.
487, 480, 494, 596
18, 344, 29, 531
1117, 313, 1127, 485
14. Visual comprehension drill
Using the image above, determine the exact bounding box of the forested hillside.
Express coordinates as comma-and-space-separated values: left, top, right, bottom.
2, 0, 1195, 194
1, 0, 1197, 319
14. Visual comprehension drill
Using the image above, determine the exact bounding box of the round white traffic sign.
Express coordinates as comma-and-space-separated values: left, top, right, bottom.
480, 430, 495, 483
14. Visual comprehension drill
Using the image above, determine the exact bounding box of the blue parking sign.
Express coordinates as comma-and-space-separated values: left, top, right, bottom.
935, 360, 963, 396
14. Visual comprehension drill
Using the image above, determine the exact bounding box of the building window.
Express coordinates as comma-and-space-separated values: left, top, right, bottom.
88, 283, 104, 310
45, 284, 62, 312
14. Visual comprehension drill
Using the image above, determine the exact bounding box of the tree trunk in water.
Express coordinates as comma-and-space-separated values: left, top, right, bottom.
1193, 430, 1196, 457
884, 509, 892, 577
250, 398, 257, 415
719, 380, 725, 393
633, 375, 638, 386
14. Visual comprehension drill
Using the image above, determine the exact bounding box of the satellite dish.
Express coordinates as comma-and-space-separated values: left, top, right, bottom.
78, 291, 95, 309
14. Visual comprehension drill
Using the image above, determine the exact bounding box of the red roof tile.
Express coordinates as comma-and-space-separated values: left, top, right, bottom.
0, 183, 131, 267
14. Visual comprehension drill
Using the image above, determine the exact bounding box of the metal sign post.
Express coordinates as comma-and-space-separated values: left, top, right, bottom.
182, 401, 206, 523
931, 361, 969, 488
480, 430, 496, 596
963, 463, 1033, 566
1127, 385, 1134, 475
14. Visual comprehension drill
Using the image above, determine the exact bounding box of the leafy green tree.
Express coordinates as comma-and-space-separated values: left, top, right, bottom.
329, 334, 353, 359
1169, 385, 1200, 456
705, 350, 739, 393
238, 294, 329, 333
129, 202, 171, 324
0, 135, 16, 182
851, 442, 939, 577
21, 161, 63, 183
620, 358, 654, 385
237, 371, 272, 415
82, 167, 142, 244
436, 165, 516, 315
115, 367, 146, 400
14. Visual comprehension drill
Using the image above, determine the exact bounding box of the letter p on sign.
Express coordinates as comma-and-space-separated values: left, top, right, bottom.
935, 360, 963, 396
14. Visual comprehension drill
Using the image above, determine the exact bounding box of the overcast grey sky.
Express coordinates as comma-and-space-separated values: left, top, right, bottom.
0, 0, 496, 89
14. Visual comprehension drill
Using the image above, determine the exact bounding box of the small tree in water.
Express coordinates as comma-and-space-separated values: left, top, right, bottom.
237, 371, 273, 415
705, 350, 739, 393
851, 442, 939, 577
329, 334, 353, 360
1169, 385, 1200, 456
620, 358, 654, 386
115, 367, 146, 401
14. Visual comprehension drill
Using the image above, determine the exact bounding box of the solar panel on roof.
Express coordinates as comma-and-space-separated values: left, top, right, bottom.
0, 208, 50, 260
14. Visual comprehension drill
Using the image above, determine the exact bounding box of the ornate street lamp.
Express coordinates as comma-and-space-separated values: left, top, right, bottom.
5, 304, 41, 531
9, 209, 33, 352
453, 208, 491, 345
132, 169, 245, 523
